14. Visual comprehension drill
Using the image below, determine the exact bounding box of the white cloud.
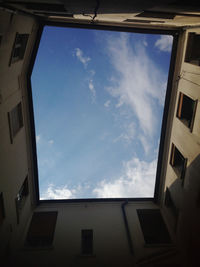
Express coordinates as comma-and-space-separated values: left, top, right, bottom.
75, 48, 91, 68
89, 69, 96, 76
106, 33, 166, 137
40, 184, 76, 200
104, 100, 111, 108
143, 40, 148, 47
48, 139, 54, 145
155, 35, 173, 52
89, 80, 96, 102
93, 157, 156, 198
113, 122, 135, 144
36, 135, 41, 143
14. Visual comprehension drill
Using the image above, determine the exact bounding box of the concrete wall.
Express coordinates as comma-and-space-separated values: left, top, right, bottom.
162, 28, 200, 267
0, 10, 38, 262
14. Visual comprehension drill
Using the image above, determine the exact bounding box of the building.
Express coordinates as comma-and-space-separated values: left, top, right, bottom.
0, 1, 200, 266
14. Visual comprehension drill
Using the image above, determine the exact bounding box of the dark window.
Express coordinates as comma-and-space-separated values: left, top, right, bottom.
177, 92, 197, 130
0, 193, 5, 225
10, 33, 29, 65
137, 209, 171, 244
170, 143, 187, 180
81, 229, 93, 255
8, 102, 23, 143
165, 188, 179, 219
185, 33, 200, 66
26, 211, 58, 247
15, 176, 29, 224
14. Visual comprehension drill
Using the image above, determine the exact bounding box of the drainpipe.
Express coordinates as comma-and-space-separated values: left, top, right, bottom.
121, 200, 134, 255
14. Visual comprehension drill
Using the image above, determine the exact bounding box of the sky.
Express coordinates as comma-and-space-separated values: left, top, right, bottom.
31, 26, 173, 200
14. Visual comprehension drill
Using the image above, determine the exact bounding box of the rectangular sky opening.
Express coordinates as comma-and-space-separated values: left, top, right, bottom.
31, 25, 173, 200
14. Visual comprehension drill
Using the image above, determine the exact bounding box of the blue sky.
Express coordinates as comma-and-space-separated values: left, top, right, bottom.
31, 26, 173, 199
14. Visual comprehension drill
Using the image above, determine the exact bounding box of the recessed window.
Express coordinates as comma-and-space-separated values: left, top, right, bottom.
165, 188, 179, 219
81, 229, 93, 255
137, 209, 171, 244
15, 176, 29, 223
0, 192, 5, 225
177, 92, 197, 130
26, 211, 57, 247
8, 102, 23, 143
170, 143, 187, 180
10, 33, 29, 65
185, 33, 200, 66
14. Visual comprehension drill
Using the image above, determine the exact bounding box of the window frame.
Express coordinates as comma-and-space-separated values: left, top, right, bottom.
8, 102, 24, 144
170, 143, 187, 182
185, 32, 200, 66
81, 229, 93, 256
165, 188, 179, 231
9, 32, 29, 66
15, 176, 29, 224
176, 92, 197, 131
137, 209, 171, 245
25, 211, 58, 248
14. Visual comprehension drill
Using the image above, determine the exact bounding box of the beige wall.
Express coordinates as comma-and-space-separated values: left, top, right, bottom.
162, 28, 200, 267
0, 10, 38, 260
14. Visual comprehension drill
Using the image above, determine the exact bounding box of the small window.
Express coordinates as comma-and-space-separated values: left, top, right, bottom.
0, 193, 5, 225
8, 102, 23, 143
177, 92, 197, 130
185, 33, 200, 66
15, 177, 29, 224
170, 144, 187, 180
137, 209, 171, 245
81, 229, 93, 255
165, 188, 179, 218
9, 33, 29, 65
26, 211, 58, 247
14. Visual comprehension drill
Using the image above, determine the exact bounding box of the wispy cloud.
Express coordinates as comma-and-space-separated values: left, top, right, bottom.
104, 100, 111, 108
113, 122, 135, 144
88, 79, 96, 102
105, 33, 167, 153
40, 184, 76, 200
155, 35, 173, 52
48, 139, 54, 145
93, 157, 156, 198
75, 48, 91, 68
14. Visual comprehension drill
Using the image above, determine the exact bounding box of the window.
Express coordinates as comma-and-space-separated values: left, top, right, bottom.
0, 193, 5, 225
185, 33, 200, 66
9, 33, 29, 65
170, 143, 187, 181
165, 188, 179, 219
8, 102, 23, 143
15, 176, 29, 223
26, 211, 57, 247
177, 92, 197, 130
81, 229, 93, 255
137, 209, 171, 244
